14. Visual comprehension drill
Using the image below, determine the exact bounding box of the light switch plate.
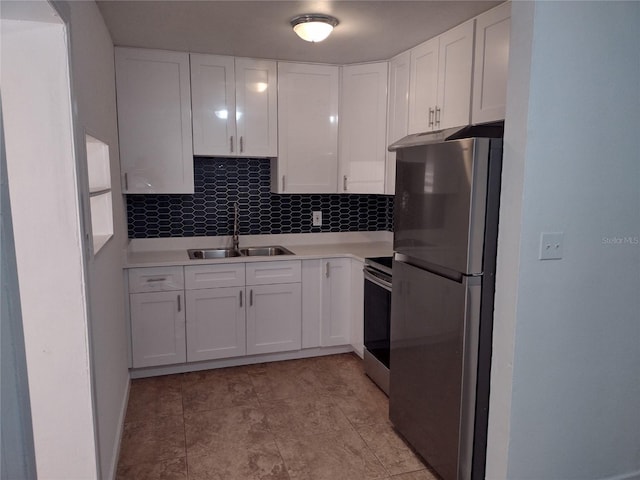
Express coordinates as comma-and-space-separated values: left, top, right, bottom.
312, 211, 322, 226
539, 232, 564, 260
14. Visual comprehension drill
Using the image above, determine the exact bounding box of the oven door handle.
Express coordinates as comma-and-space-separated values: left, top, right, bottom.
363, 268, 392, 291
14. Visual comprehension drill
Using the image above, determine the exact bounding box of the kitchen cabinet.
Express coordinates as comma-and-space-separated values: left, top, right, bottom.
115, 47, 193, 194
184, 263, 246, 362
301, 258, 352, 349
190, 54, 277, 157
472, 2, 511, 124
385, 51, 411, 194
128, 266, 186, 367
273, 62, 339, 193
320, 258, 352, 346
339, 62, 388, 194
246, 260, 302, 355
349, 259, 365, 357
408, 20, 475, 133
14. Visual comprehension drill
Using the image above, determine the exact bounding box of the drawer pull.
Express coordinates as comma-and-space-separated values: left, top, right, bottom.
146, 277, 167, 283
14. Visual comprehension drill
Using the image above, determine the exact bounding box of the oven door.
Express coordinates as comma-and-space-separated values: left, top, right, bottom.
363, 266, 392, 370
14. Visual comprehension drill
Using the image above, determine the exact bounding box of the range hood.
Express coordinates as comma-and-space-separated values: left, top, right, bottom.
388, 121, 504, 151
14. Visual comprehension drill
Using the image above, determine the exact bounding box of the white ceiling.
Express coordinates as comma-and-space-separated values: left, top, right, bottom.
96, 0, 501, 64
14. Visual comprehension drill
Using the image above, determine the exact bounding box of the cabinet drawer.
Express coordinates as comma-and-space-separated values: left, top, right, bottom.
246, 260, 302, 285
185, 263, 245, 290
128, 266, 184, 293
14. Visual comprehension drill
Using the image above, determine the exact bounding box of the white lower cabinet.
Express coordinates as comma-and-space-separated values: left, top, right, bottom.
246, 283, 302, 355
321, 258, 352, 346
301, 258, 352, 349
130, 291, 186, 368
185, 286, 246, 362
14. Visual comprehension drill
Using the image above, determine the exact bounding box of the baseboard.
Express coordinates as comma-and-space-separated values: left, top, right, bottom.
105, 376, 130, 480
130, 345, 354, 379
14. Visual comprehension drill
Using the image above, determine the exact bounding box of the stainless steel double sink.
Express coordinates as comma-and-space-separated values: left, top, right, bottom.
187, 245, 294, 260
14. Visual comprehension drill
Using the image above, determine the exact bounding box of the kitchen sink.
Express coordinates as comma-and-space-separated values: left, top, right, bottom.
188, 246, 294, 259
188, 248, 242, 259
239, 246, 294, 257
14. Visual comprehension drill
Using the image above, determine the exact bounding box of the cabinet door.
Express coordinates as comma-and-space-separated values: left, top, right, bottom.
130, 291, 186, 367
190, 54, 236, 156
472, 2, 511, 124
321, 259, 351, 347
115, 48, 193, 193
275, 63, 339, 193
339, 62, 388, 194
246, 283, 302, 355
408, 37, 439, 134
437, 20, 475, 130
235, 58, 277, 157
186, 287, 246, 362
386, 51, 411, 194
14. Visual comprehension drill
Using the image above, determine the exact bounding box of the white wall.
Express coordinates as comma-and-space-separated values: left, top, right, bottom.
1, 16, 99, 479
66, 2, 130, 479
488, 2, 640, 479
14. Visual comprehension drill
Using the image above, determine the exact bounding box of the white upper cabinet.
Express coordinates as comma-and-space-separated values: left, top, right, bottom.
115, 47, 194, 194
472, 2, 511, 124
386, 51, 411, 194
339, 62, 389, 194
190, 54, 236, 156
408, 37, 439, 134
408, 19, 475, 133
273, 62, 339, 193
190, 54, 277, 157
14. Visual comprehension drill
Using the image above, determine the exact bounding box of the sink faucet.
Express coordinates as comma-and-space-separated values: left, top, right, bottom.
232, 203, 240, 251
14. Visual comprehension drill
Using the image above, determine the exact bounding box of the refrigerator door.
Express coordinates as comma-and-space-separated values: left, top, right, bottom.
393, 138, 490, 275
389, 260, 480, 480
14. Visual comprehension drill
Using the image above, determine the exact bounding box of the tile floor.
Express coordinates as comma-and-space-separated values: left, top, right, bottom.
117, 353, 437, 480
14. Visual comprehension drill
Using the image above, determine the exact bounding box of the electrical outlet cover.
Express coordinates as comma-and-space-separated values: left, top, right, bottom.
539, 232, 564, 260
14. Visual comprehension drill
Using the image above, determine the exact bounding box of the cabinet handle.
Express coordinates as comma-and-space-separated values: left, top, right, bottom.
177, 294, 181, 312
240, 136, 244, 153
124, 173, 129, 190
230, 136, 234, 153
325, 262, 330, 278
435, 107, 441, 127
282, 175, 286, 191
343, 175, 348, 192
239, 290, 243, 307
250, 289, 253, 307
146, 277, 167, 283
428, 108, 434, 128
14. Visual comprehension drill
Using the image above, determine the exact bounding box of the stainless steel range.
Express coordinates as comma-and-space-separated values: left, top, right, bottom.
363, 256, 392, 394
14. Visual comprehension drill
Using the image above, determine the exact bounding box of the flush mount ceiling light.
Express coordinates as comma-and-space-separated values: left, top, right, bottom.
290, 14, 339, 43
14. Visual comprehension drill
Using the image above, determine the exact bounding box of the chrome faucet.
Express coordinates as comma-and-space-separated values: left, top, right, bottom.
232, 203, 240, 251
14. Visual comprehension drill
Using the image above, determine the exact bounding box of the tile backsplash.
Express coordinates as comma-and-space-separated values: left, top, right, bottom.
127, 157, 393, 239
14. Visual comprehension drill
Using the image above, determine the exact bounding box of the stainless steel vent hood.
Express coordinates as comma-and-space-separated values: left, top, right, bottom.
388, 121, 504, 151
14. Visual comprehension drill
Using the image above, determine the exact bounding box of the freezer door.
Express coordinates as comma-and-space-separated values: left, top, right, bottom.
389, 260, 480, 480
394, 138, 490, 275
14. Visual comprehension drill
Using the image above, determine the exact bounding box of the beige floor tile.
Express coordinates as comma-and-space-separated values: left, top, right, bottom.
116, 457, 187, 480
184, 405, 271, 458
182, 368, 259, 414
187, 438, 289, 480
262, 394, 352, 438
125, 374, 183, 422
276, 428, 388, 480
356, 422, 426, 476
333, 382, 390, 427
390, 469, 439, 480
248, 361, 324, 401
118, 415, 185, 467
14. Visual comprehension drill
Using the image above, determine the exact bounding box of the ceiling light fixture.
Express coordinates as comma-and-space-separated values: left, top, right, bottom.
290, 14, 339, 43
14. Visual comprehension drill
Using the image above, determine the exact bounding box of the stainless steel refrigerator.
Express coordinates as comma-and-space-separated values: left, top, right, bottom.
388, 124, 503, 480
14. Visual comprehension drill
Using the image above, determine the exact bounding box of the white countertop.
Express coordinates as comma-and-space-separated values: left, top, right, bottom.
124, 232, 393, 268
